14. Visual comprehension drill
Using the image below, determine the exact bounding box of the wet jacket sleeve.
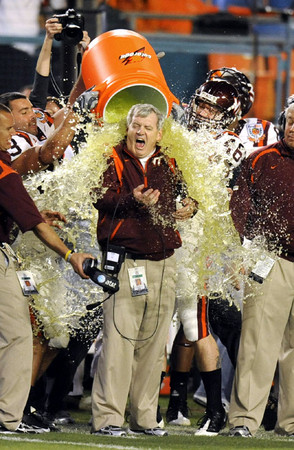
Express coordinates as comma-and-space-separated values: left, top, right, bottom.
0, 172, 44, 233
229, 158, 254, 237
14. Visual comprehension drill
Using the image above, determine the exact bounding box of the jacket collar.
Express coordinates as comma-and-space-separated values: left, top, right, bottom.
280, 138, 294, 158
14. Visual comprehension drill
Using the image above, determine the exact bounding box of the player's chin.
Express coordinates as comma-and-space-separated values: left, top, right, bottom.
29, 124, 38, 133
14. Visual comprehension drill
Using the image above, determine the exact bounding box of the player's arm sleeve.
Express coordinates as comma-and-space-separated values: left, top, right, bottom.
8, 135, 32, 162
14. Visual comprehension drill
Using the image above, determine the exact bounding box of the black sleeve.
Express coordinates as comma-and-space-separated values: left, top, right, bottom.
29, 71, 50, 109
228, 164, 242, 189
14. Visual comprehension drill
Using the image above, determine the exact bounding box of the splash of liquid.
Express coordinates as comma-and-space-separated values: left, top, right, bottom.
104, 90, 139, 123
160, 119, 245, 299
20, 118, 126, 340
19, 107, 269, 338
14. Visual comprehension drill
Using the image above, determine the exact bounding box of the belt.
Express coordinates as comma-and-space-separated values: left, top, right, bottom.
125, 252, 146, 260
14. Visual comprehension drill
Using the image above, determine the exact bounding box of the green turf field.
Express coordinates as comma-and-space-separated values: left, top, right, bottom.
0, 393, 293, 450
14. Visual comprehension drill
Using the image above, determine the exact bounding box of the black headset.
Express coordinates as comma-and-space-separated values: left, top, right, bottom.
277, 109, 286, 134
277, 95, 294, 137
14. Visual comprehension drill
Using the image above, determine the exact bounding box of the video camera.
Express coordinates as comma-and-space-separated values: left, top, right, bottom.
83, 258, 119, 294
54, 8, 84, 46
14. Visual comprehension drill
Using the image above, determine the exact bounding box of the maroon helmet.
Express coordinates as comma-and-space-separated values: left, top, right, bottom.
206, 67, 254, 116
185, 79, 242, 131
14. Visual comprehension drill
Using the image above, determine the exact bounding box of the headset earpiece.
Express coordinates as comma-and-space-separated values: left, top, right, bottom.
277, 109, 286, 133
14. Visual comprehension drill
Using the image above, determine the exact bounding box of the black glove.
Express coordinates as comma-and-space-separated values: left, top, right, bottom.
73, 86, 99, 115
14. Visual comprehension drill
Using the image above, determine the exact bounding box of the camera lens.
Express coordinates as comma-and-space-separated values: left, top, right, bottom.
64, 24, 84, 45
97, 274, 106, 283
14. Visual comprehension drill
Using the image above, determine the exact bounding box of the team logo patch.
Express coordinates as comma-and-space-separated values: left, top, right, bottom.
34, 108, 47, 124
247, 123, 265, 143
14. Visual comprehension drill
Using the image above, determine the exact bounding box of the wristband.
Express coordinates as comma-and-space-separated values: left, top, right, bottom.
64, 249, 74, 262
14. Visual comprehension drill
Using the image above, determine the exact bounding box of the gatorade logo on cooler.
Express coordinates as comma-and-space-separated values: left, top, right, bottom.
119, 47, 152, 65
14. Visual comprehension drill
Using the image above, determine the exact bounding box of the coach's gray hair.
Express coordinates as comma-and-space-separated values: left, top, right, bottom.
127, 104, 165, 130
285, 101, 294, 117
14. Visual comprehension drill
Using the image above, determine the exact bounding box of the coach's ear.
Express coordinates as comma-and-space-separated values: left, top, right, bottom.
156, 128, 163, 143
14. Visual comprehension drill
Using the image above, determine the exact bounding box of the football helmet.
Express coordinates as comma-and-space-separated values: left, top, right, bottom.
185, 79, 242, 131
206, 67, 254, 116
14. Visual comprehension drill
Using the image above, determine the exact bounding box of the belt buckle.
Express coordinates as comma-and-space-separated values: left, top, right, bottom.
0, 243, 19, 263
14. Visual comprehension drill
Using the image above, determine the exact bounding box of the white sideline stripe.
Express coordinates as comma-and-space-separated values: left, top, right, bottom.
0, 436, 140, 449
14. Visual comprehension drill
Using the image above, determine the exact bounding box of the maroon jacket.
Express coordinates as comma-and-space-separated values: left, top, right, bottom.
93, 141, 183, 261
0, 150, 43, 243
230, 138, 294, 261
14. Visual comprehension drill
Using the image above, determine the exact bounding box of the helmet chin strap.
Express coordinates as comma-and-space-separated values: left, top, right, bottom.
188, 116, 225, 133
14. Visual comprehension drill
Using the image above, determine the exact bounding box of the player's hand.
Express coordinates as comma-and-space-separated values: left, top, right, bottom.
78, 30, 91, 53
40, 210, 67, 229
73, 86, 99, 115
171, 102, 186, 125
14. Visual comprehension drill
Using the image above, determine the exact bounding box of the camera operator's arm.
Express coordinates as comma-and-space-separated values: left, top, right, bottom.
33, 221, 93, 278
54, 31, 90, 127
66, 31, 91, 110
29, 18, 63, 109
36, 18, 62, 78
77, 30, 91, 54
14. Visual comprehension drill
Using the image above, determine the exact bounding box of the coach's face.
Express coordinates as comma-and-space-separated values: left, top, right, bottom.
126, 112, 162, 159
284, 104, 294, 150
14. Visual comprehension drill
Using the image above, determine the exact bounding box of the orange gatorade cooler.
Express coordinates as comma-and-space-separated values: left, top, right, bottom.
81, 29, 179, 122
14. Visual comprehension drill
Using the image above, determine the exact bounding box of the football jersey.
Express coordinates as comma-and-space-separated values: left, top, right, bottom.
216, 130, 246, 170
236, 117, 279, 156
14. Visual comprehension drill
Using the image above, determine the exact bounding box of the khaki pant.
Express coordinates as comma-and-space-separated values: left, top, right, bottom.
92, 254, 176, 431
0, 249, 32, 430
229, 257, 294, 435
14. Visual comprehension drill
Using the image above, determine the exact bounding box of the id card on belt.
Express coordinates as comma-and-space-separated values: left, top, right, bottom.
249, 255, 276, 284
16, 271, 39, 295
128, 266, 148, 297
